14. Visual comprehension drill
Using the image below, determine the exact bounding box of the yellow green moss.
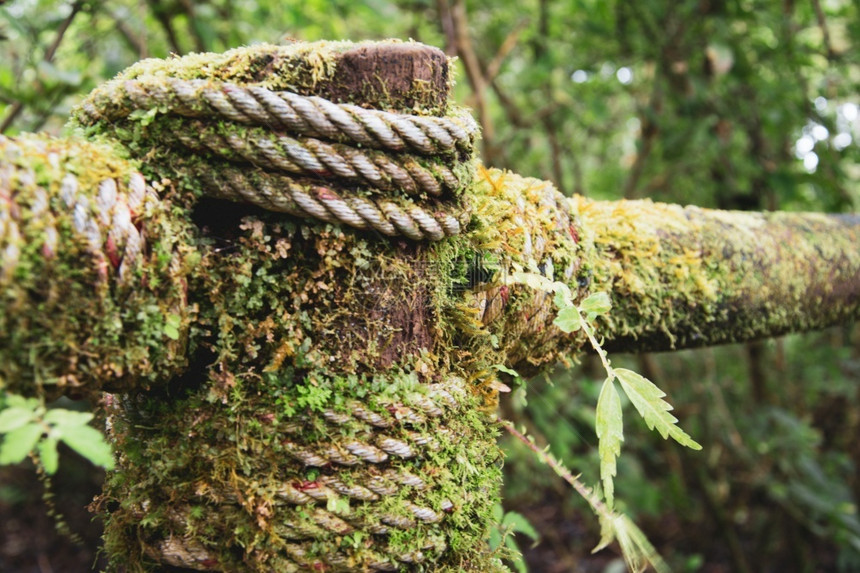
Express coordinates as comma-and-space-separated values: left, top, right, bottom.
0, 133, 199, 397
76, 40, 453, 117
570, 197, 860, 351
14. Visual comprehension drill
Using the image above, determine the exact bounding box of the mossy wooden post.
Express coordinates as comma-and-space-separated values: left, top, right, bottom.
2, 40, 860, 572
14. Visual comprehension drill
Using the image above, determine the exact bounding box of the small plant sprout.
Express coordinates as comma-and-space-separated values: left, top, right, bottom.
506, 272, 702, 571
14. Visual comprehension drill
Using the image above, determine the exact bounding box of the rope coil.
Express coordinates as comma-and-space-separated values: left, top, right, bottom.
76, 75, 479, 241
79, 78, 479, 156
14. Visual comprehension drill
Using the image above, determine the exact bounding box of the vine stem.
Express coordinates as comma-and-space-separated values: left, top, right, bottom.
501, 419, 613, 522
577, 307, 614, 377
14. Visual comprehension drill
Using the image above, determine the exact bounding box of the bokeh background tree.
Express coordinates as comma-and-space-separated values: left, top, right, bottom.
1, 1, 859, 571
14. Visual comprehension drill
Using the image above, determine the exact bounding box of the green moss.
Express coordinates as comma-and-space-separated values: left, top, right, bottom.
0, 134, 199, 397
74, 40, 453, 119
14, 38, 858, 573
570, 196, 860, 352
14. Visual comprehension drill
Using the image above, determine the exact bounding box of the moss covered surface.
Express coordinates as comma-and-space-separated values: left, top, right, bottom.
571, 196, 860, 352
95, 207, 509, 570
90, 156, 588, 571
6, 39, 860, 572
0, 133, 198, 397
78, 40, 452, 117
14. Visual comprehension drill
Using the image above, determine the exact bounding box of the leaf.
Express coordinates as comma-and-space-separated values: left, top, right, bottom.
491, 502, 504, 522
553, 306, 582, 333
493, 364, 519, 377
502, 511, 539, 543
37, 436, 59, 475
504, 536, 527, 573
0, 423, 43, 464
43, 409, 94, 427
596, 376, 624, 509
4, 394, 38, 409
614, 368, 702, 450
592, 512, 617, 554
553, 288, 571, 310
58, 425, 114, 469
163, 313, 182, 341
0, 406, 35, 433
489, 526, 502, 551
614, 514, 670, 573
580, 291, 612, 317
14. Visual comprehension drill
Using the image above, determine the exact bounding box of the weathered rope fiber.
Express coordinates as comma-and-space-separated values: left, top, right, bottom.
78, 78, 479, 156
76, 73, 479, 241
104, 371, 500, 572
0, 134, 196, 395
191, 163, 466, 241
163, 118, 469, 197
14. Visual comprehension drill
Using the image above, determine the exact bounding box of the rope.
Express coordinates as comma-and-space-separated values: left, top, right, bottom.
0, 146, 151, 286
75, 76, 479, 241
164, 118, 469, 197
78, 78, 479, 156
188, 162, 467, 241
1, 133, 196, 397
107, 373, 486, 572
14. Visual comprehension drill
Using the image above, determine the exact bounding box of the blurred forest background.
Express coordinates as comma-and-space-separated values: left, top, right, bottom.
2, 0, 860, 571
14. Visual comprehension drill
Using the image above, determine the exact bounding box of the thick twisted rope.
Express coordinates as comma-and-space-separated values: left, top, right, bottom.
106, 372, 495, 572
0, 134, 195, 396
1, 145, 150, 285
163, 118, 469, 197
76, 76, 479, 241
78, 78, 479, 156
191, 163, 466, 241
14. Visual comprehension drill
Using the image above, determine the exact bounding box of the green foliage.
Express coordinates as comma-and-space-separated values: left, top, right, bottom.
510, 271, 700, 570
596, 374, 624, 510
489, 504, 539, 573
613, 369, 700, 451
515, 271, 701, 512
0, 393, 114, 474
504, 421, 670, 573
603, 514, 669, 573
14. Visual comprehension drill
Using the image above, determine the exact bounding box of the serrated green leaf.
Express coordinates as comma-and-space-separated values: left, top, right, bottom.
614, 368, 702, 450
58, 425, 114, 469
504, 536, 527, 573
502, 511, 539, 542
592, 511, 617, 554
596, 377, 624, 509
0, 423, 43, 464
37, 436, 59, 475
553, 306, 581, 333
580, 292, 612, 316
43, 409, 94, 427
0, 407, 35, 433
614, 514, 670, 573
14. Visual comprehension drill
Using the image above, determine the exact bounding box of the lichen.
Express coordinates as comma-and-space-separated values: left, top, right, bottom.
7, 38, 860, 573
